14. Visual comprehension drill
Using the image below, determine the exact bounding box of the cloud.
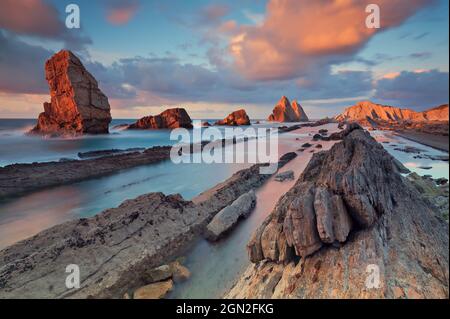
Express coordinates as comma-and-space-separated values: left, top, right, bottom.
105, 0, 140, 25
199, 4, 230, 25
228, 0, 433, 81
0, 0, 62, 38
0, 31, 51, 94
409, 51, 432, 59
0, 0, 91, 49
374, 69, 449, 109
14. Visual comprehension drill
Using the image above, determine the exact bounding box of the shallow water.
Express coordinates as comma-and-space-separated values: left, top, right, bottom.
371, 131, 449, 179
0, 119, 285, 167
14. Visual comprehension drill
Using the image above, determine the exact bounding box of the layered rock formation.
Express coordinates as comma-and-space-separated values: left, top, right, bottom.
30, 50, 112, 136
205, 190, 256, 241
268, 96, 309, 122
336, 101, 449, 123
227, 125, 449, 299
0, 151, 298, 298
422, 104, 449, 121
215, 109, 251, 126
128, 108, 193, 130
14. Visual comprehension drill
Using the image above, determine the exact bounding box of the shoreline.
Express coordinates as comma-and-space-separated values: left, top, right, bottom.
0, 154, 296, 298
394, 130, 449, 153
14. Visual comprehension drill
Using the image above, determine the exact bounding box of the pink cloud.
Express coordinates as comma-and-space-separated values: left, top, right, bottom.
229, 0, 433, 81
106, 3, 139, 25
0, 0, 63, 37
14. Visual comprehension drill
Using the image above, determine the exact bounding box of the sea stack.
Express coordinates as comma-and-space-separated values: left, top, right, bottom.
268, 96, 309, 122
30, 50, 112, 136
215, 109, 251, 126
128, 108, 193, 129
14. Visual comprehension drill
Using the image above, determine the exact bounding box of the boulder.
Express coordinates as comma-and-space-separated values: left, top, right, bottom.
170, 261, 191, 283
133, 280, 173, 299
128, 108, 193, 130
205, 190, 257, 241
268, 96, 309, 122
215, 109, 250, 126
30, 50, 112, 136
274, 171, 294, 182
145, 265, 173, 283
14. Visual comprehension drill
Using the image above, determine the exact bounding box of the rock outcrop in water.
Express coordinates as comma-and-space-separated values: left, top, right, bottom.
0, 151, 297, 298
30, 50, 112, 136
128, 108, 193, 130
205, 190, 256, 241
215, 109, 251, 126
268, 96, 309, 122
227, 125, 449, 299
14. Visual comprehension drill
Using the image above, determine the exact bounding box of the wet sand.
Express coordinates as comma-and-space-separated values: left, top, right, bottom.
169, 123, 341, 298
394, 130, 449, 153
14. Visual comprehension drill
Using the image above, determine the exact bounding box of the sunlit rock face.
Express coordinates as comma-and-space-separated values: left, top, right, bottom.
268, 96, 309, 122
215, 109, 251, 126
31, 50, 112, 136
128, 108, 193, 130
336, 101, 449, 123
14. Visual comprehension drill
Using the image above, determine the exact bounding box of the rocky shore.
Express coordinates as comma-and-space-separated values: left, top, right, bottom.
0, 153, 296, 299
226, 125, 449, 299
0, 146, 172, 199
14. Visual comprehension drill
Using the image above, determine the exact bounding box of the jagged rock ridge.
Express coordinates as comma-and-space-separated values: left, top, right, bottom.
268, 96, 309, 122
228, 125, 448, 299
336, 101, 449, 123
31, 50, 112, 136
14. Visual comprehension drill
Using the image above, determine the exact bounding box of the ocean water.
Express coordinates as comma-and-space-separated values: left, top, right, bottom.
0, 119, 288, 167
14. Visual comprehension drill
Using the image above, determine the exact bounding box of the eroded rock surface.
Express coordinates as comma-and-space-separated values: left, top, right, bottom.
205, 190, 257, 241
128, 108, 193, 129
31, 50, 111, 136
0, 153, 297, 299
228, 125, 449, 299
268, 96, 309, 122
336, 102, 449, 136
215, 109, 251, 126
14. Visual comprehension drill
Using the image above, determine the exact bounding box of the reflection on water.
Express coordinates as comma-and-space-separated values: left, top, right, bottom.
371, 131, 449, 179
0, 119, 286, 167
0, 159, 249, 249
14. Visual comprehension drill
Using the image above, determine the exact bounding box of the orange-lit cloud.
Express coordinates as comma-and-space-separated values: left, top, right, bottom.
229, 0, 432, 81
0, 0, 61, 37
106, 2, 139, 25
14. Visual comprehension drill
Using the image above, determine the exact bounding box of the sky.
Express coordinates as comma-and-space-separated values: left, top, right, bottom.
0, 0, 448, 119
